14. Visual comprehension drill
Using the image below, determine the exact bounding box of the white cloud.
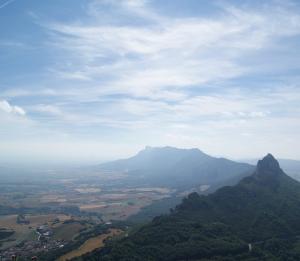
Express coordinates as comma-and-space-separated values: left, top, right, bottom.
1, 1, 300, 161
42, 1, 300, 102
0, 100, 26, 116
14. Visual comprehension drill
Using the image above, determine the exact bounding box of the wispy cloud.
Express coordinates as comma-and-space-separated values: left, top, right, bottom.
1, 0, 300, 161
43, 0, 300, 101
0, 0, 16, 10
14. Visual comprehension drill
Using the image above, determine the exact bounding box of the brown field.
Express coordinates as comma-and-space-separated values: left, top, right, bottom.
122, 187, 172, 193
56, 229, 123, 261
79, 203, 107, 211
28, 214, 71, 224
40, 195, 67, 203
75, 188, 101, 193
100, 193, 129, 200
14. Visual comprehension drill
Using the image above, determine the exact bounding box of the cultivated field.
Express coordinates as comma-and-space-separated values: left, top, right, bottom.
52, 222, 86, 241
0, 171, 173, 258
56, 229, 123, 261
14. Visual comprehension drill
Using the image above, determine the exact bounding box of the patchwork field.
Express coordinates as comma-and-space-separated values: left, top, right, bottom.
0, 171, 174, 259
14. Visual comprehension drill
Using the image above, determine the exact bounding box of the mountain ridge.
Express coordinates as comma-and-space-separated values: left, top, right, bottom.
97, 146, 254, 190
84, 154, 300, 261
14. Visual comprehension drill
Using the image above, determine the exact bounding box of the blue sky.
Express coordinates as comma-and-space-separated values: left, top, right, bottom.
0, 0, 300, 164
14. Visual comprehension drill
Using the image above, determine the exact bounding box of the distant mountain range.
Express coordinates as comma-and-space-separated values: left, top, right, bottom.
84, 154, 300, 261
98, 146, 254, 191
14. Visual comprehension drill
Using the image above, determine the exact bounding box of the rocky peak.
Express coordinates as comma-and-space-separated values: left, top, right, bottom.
254, 153, 284, 181
257, 154, 280, 172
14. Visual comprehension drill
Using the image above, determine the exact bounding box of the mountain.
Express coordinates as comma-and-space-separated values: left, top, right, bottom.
83, 154, 300, 261
243, 158, 300, 181
98, 146, 254, 190
175, 154, 300, 241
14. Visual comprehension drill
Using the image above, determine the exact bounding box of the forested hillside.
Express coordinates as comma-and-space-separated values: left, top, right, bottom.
79, 154, 300, 261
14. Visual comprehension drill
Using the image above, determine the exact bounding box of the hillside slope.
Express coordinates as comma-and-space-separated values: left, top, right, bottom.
84, 154, 300, 261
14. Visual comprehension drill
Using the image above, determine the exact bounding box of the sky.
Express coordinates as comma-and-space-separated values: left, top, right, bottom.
0, 0, 300, 164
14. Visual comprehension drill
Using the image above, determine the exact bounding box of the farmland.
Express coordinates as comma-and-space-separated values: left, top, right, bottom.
0, 169, 174, 259
56, 229, 123, 261
0, 214, 72, 250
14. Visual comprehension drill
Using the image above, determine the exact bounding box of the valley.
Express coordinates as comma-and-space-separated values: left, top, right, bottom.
0, 156, 187, 260
0, 171, 173, 260
2, 0, 299, 259
1, 148, 300, 260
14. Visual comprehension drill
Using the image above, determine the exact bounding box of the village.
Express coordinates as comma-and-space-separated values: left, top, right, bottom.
0, 223, 66, 261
